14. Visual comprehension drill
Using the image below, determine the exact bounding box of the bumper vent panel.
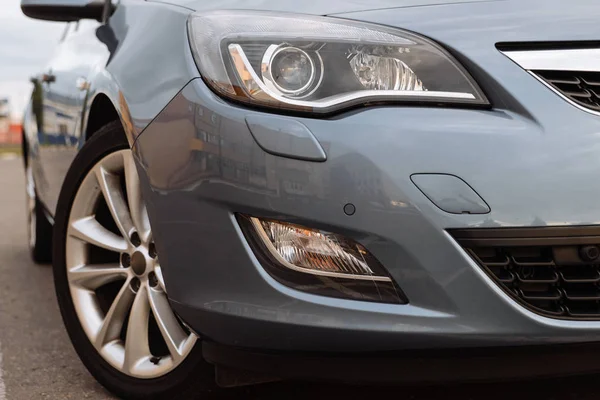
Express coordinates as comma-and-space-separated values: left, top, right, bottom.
450, 226, 600, 320
534, 70, 600, 112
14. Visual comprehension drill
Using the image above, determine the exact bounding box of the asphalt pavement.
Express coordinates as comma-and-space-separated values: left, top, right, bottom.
2, 155, 600, 400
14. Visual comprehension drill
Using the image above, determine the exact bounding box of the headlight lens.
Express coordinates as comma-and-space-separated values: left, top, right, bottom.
263, 45, 322, 97
188, 11, 488, 114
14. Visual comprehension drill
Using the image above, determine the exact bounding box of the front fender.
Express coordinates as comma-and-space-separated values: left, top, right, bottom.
81, 0, 198, 146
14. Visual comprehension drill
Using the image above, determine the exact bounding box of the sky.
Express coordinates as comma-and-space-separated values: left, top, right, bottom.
0, 0, 64, 120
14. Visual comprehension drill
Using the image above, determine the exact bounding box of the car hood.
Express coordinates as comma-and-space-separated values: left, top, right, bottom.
174, 0, 598, 44
173, 0, 494, 16
334, 0, 600, 44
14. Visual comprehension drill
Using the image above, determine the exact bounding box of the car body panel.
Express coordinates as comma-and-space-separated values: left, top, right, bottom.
22, 0, 600, 358
33, 19, 103, 212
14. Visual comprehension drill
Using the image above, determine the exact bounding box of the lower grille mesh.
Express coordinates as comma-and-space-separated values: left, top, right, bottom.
534, 70, 600, 112
451, 226, 600, 319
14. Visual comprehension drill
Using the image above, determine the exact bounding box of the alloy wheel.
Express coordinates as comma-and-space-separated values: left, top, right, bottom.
65, 149, 196, 379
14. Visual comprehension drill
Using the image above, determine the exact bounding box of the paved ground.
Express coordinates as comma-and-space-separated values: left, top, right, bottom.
2, 155, 600, 399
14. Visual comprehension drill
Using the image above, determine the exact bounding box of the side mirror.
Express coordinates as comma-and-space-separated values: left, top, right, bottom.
21, 0, 109, 22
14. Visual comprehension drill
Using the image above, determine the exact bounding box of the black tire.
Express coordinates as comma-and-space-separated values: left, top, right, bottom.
53, 121, 216, 399
25, 151, 53, 263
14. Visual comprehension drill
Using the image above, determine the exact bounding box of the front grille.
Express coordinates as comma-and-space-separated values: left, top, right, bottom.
534, 70, 600, 112
451, 226, 600, 320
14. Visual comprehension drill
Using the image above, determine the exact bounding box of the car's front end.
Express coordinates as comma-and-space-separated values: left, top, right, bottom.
131, 0, 600, 384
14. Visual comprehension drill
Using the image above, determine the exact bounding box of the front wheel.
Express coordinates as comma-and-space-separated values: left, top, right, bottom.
52, 122, 215, 399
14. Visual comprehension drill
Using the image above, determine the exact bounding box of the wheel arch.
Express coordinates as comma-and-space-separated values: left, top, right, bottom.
79, 0, 197, 147
84, 92, 121, 142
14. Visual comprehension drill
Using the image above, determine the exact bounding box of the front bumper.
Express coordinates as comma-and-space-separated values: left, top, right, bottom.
133, 76, 600, 354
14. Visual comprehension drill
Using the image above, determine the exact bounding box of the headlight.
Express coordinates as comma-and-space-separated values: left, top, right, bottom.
188, 11, 488, 115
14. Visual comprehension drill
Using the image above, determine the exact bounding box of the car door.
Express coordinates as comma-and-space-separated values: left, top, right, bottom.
29, 22, 66, 209
36, 18, 106, 214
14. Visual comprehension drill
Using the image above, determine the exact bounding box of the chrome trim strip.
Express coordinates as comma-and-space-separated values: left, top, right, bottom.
249, 217, 392, 282
503, 48, 600, 72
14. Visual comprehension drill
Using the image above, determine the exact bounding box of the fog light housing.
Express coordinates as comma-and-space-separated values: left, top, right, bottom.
238, 215, 406, 304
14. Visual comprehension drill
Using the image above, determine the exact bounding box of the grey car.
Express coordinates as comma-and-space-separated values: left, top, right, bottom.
19, 0, 600, 398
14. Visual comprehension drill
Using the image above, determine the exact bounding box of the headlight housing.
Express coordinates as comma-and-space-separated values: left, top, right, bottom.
188, 11, 488, 115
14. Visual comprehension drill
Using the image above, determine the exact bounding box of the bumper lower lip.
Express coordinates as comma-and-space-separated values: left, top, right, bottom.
133, 77, 600, 354
203, 340, 600, 383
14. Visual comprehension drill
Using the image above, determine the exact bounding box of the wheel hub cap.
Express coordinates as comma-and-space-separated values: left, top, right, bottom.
130, 250, 148, 276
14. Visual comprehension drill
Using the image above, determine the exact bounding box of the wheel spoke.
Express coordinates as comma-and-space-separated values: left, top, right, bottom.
123, 152, 151, 242
148, 288, 188, 361
123, 284, 151, 373
70, 216, 128, 253
95, 165, 135, 243
95, 278, 135, 350
68, 263, 128, 290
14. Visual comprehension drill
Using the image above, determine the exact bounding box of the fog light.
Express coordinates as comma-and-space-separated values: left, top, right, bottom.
253, 217, 386, 279
239, 215, 406, 304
